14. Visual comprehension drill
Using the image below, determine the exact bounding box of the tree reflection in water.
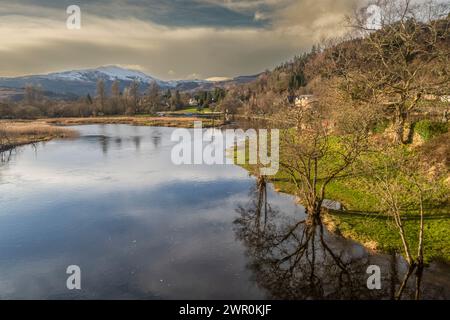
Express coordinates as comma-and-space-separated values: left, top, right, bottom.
151, 130, 162, 148
1, 149, 13, 163
234, 177, 447, 300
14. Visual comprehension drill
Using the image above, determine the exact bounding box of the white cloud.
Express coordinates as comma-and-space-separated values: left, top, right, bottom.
254, 11, 268, 21
206, 76, 232, 82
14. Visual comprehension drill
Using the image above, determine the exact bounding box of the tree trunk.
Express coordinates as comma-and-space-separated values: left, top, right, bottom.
415, 192, 425, 300
396, 263, 416, 300
393, 107, 407, 144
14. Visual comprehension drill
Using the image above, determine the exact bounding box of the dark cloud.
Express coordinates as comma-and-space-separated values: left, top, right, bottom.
2, 0, 266, 27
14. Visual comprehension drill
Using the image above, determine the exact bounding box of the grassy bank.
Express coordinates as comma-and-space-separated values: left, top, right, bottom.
43, 115, 222, 128
0, 121, 78, 152
270, 172, 450, 263
237, 140, 450, 264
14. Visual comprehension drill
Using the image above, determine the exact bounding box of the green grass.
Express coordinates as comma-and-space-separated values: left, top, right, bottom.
234, 134, 450, 264
329, 211, 450, 263
172, 107, 213, 114
414, 120, 449, 141
267, 168, 449, 263
371, 119, 390, 134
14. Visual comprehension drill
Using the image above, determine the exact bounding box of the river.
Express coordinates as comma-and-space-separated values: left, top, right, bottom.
0, 124, 448, 299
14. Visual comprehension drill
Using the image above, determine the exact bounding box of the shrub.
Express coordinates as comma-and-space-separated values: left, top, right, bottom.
414, 120, 448, 141
419, 132, 450, 169
371, 119, 390, 134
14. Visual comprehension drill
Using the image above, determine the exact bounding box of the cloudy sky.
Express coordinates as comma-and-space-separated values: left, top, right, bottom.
0, 0, 362, 80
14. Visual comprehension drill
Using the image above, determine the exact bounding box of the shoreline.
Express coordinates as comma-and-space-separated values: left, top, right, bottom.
0, 121, 79, 153
0, 136, 57, 152
237, 162, 450, 265
42, 115, 223, 128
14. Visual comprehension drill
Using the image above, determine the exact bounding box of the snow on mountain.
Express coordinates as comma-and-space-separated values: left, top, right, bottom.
96, 66, 154, 82
47, 65, 156, 83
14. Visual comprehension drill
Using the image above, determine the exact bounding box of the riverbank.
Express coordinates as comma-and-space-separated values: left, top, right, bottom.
0, 121, 78, 152
271, 171, 450, 263
237, 145, 450, 264
43, 115, 223, 128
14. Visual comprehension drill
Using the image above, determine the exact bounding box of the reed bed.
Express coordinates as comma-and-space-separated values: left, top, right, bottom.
0, 121, 78, 151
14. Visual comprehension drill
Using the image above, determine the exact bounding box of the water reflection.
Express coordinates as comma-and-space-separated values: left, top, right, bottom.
234, 177, 449, 300
132, 136, 141, 151
100, 136, 109, 154
0, 125, 448, 299
151, 130, 162, 149
0, 125, 267, 299
80, 134, 144, 155
114, 138, 122, 148
1, 149, 13, 163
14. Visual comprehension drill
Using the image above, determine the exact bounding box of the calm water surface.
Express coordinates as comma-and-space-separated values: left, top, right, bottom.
0, 125, 448, 299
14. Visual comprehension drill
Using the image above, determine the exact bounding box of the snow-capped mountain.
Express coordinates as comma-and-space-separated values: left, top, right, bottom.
0, 66, 260, 99
46, 65, 156, 83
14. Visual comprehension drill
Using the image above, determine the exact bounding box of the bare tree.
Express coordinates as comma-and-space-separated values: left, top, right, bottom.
24, 84, 43, 105
128, 80, 140, 114
110, 80, 122, 114
360, 144, 447, 299
278, 102, 372, 218
218, 92, 243, 121
234, 180, 385, 300
95, 79, 106, 116
146, 80, 160, 114
339, 0, 450, 144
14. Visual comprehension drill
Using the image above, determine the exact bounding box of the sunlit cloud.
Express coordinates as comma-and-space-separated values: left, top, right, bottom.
0, 0, 362, 79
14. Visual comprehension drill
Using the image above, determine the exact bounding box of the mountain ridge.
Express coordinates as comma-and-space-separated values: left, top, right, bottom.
0, 66, 260, 100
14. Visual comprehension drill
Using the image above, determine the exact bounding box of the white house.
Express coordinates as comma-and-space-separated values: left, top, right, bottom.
189, 98, 198, 106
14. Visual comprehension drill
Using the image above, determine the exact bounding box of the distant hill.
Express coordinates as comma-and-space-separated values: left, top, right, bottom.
0, 66, 260, 100
0, 86, 78, 102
